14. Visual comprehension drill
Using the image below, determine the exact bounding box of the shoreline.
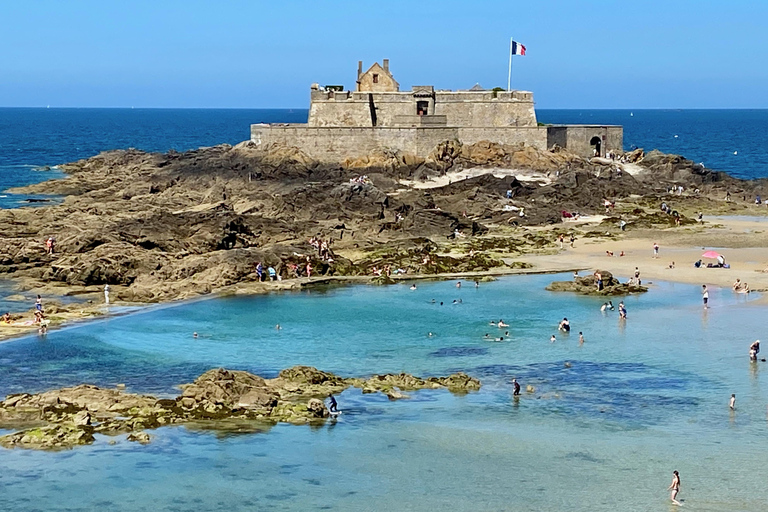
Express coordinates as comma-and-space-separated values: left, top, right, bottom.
0, 266, 581, 344
4, 210, 768, 343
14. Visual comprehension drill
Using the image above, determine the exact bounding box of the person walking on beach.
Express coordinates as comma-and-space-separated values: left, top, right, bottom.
702, 285, 709, 309
512, 378, 521, 396
653, 242, 659, 258
569, 233, 575, 248
35, 295, 43, 312
104, 284, 110, 305
558, 234, 564, 249
668, 470, 682, 505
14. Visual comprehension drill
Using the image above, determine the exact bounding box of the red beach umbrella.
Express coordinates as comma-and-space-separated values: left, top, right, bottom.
702, 251, 721, 259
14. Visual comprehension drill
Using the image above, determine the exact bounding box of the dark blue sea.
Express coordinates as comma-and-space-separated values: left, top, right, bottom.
1, 108, 766, 208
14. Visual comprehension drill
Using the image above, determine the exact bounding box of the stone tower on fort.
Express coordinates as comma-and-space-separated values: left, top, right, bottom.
251, 59, 622, 161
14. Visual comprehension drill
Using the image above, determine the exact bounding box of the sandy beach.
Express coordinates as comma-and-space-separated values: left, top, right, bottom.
518, 215, 768, 297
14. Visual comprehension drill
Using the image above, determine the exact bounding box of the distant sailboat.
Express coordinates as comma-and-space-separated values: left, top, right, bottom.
630, 112, 633, 116
46, 105, 50, 109
733, 151, 738, 155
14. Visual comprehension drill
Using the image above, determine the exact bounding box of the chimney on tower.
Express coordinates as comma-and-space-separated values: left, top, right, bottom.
357, 60, 363, 79
383, 59, 389, 72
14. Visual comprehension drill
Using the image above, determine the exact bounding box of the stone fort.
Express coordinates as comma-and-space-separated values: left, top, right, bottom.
251, 59, 622, 161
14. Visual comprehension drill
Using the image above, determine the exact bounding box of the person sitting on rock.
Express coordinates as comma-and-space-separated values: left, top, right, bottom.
1, 312, 10, 324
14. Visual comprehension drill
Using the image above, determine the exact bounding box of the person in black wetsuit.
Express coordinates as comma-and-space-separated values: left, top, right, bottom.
512, 378, 521, 396
328, 394, 338, 413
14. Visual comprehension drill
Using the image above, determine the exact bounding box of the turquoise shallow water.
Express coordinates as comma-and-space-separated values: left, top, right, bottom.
1, 274, 767, 511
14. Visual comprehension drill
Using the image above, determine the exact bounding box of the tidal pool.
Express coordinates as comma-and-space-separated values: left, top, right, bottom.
1, 274, 766, 511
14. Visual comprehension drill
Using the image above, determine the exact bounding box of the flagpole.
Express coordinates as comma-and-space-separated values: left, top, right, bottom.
507, 37, 513, 91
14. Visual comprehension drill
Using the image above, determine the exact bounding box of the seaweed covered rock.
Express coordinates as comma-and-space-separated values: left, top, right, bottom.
178, 368, 279, 418
356, 371, 481, 398
0, 424, 95, 450
546, 270, 647, 295
0, 366, 481, 450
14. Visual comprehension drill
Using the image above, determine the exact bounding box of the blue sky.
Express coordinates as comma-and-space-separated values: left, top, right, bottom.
1, 0, 766, 108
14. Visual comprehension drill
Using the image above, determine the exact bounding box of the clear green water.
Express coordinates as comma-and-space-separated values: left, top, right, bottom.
1, 275, 767, 511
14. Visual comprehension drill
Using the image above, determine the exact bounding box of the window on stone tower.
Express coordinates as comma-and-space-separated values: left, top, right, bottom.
416, 101, 429, 116
373, 74, 379, 84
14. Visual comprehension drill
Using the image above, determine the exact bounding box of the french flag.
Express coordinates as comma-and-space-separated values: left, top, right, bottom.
511, 41, 526, 56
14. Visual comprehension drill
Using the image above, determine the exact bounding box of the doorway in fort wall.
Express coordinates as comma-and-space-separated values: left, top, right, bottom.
590, 136, 602, 157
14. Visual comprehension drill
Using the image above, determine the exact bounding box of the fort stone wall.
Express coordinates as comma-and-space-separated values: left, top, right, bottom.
253, 59, 623, 162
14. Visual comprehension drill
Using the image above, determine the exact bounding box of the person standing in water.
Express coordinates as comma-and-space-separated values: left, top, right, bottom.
512, 378, 521, 396
702, 285, 709, 309
104, 284, 110, 305
579, 332, 585, 344
729, 394, 736, 410
668, 470, 682, 505
327, 394, 338, 413
750, 340, 760, 361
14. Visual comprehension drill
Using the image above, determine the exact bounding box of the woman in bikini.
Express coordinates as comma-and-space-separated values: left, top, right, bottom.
667, 470, 681, 505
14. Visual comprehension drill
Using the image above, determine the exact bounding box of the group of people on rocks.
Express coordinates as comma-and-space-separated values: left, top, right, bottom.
255, 262, 279, 282
308, 236, 335, 262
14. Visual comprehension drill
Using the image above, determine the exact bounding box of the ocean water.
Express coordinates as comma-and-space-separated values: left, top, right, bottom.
1, 108, 767, 208
1, 275, 767, 511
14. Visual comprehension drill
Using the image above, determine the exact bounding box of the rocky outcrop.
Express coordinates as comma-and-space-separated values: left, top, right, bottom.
4, 141, 762, 304
0, 366, 481, 450
546, 270, 647, 295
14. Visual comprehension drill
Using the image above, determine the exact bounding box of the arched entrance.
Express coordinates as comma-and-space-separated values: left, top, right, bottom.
590, 136, 602, 157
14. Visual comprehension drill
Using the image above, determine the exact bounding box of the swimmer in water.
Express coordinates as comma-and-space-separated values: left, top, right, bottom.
428, 332, 434, 337
550, 334, 556, 343
484, 333, 490, 339
579, 332, 584, 344
505, 331, 510, 336
430, 299, 436, 303
410, 284, 417, 290
474, 281, 479, 288
729, 394, 736, 410
558, 317, 570, 332
275, 324, 282, 330
193, 332, 198, 338
495, 337, 504, 342
498, 319, 509, 328
456, 281, 461, 288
